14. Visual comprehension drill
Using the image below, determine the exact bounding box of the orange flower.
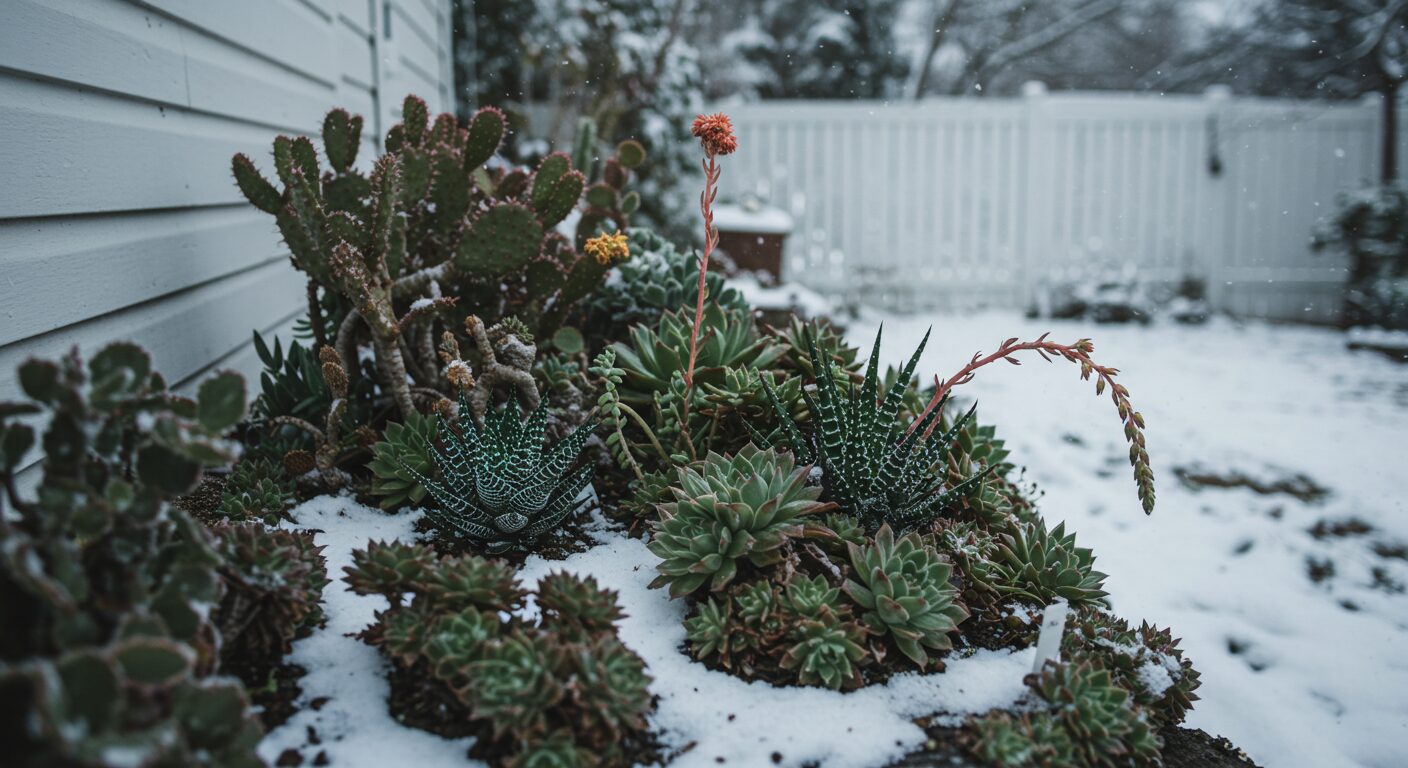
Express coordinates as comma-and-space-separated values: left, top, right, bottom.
584, 231, 630, 266
691, 113, 737, 156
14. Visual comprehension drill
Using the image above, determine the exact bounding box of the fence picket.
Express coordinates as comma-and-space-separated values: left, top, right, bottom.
719, 93, 1386, 323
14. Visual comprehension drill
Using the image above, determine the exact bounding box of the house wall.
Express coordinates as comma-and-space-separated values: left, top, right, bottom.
0, 0, 456, 407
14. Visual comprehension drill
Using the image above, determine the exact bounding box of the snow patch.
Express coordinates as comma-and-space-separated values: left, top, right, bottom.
261, 496, 1030, 767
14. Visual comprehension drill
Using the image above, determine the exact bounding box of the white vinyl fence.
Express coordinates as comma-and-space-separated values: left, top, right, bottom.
719, 89, 1397, 323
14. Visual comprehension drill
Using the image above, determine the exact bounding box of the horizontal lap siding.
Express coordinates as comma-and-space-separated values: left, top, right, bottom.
0, 0, 453, 405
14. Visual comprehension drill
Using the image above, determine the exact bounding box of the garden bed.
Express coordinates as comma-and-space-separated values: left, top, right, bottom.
1, 97, 1277, 768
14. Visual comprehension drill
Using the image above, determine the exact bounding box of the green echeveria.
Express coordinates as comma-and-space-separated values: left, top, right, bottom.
843, 524, 969, 667
506, 728, 597, 768
648, 444, 828, 597
1031, 661, 1162, 767
422, 607, 501, 683
535, 571, 625, 640
684, 598, 733, 661
216, 457, 295, 523
971, 520, 1109, 606
568, 635, 653, 740
782, 574, 846, 619
420, 553, 527, 613
970, 711, 1077, 768
368, 410, 438, 510
1061, 608, 1201, 727
780, 615, 867, 690
612, 302, 786, 406
464, 632, 566, 740
343, 539, 436, 602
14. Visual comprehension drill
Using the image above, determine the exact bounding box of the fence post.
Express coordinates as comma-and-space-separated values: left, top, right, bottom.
1202, 85, 1233, 314
1021, 81, 1051, 314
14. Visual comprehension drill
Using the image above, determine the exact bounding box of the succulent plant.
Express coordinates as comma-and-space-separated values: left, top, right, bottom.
767, 315, 862, 382
214, 522, 328, 666
346, 545, 653, 764
566, 634, 653, 743
233, 96, 621, 420
613, 302, 785, 407
581, 227, 746, 338
343, 539, 437, 604
402, 389, 596, 553
763, 327, 990, 531
368, 410, 439, 510
969, 711, 1076, 768
464, 631, 567, 740
779, 614, 867, 690
968, 520, 1109, 607
0, 344, 262, 766
961, 476, 1021, 528
648, 445, 831, 597
816, 511, 868, 557
732, 580, 789, 648
421, 606, 502, 682
1029, 661, 1161, 766
684, 598, 734, 662
536, 571, 626, 641
843, 524, 969, 667
506, 728, 599, 768
216, 457, 296, 524
419, 553, 527, 613
1061, 608, 1201, 727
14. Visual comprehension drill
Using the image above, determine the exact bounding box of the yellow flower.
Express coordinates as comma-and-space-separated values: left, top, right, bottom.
585, 231, 630, 266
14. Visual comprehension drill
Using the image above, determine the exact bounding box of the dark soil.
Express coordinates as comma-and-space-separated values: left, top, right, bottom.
223, 658, 308, 732
889, 723, 1260, 767
1174, 465, 1328, 503
175, 474, 228, 526
1159, 726, 1261, 767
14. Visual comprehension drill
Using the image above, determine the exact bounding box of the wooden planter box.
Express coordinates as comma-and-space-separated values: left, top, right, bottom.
713, 203, 793, 282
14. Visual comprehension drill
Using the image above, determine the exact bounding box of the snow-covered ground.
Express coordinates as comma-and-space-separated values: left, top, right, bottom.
262, 311, 1408, 768
264, 499, 1032, 768
847, 310, 1408, 768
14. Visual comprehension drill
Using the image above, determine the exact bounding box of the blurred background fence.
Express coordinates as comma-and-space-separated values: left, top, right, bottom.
719, 88, 1396, 323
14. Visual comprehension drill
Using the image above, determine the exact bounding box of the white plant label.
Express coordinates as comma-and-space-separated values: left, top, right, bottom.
1031, 598, 1070, 674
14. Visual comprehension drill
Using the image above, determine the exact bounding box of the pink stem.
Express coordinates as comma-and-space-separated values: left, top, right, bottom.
684, 153, 720, 390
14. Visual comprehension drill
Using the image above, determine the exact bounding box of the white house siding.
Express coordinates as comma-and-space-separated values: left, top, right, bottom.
0, 0, 456, 408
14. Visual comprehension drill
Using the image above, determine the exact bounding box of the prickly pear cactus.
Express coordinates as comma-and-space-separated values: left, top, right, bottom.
232, 96, 643, 421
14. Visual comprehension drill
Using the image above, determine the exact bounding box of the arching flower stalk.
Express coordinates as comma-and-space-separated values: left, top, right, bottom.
908, 334, 1155, 514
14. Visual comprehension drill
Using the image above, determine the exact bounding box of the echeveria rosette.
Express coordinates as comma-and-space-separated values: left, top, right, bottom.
506, 729, 598, 768
1061, 607, 1201, 727
648, 445, 830, 598
1030, 660, 1162, 766
684, 598, 733, 662
566, 635, 654, 744
970, 519, 1109, 607
970, 711, 1077, 768
536, 571, 626, 641
843, 524, 969, 668
780, 614, 867, 690
463, 632, 567, 741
